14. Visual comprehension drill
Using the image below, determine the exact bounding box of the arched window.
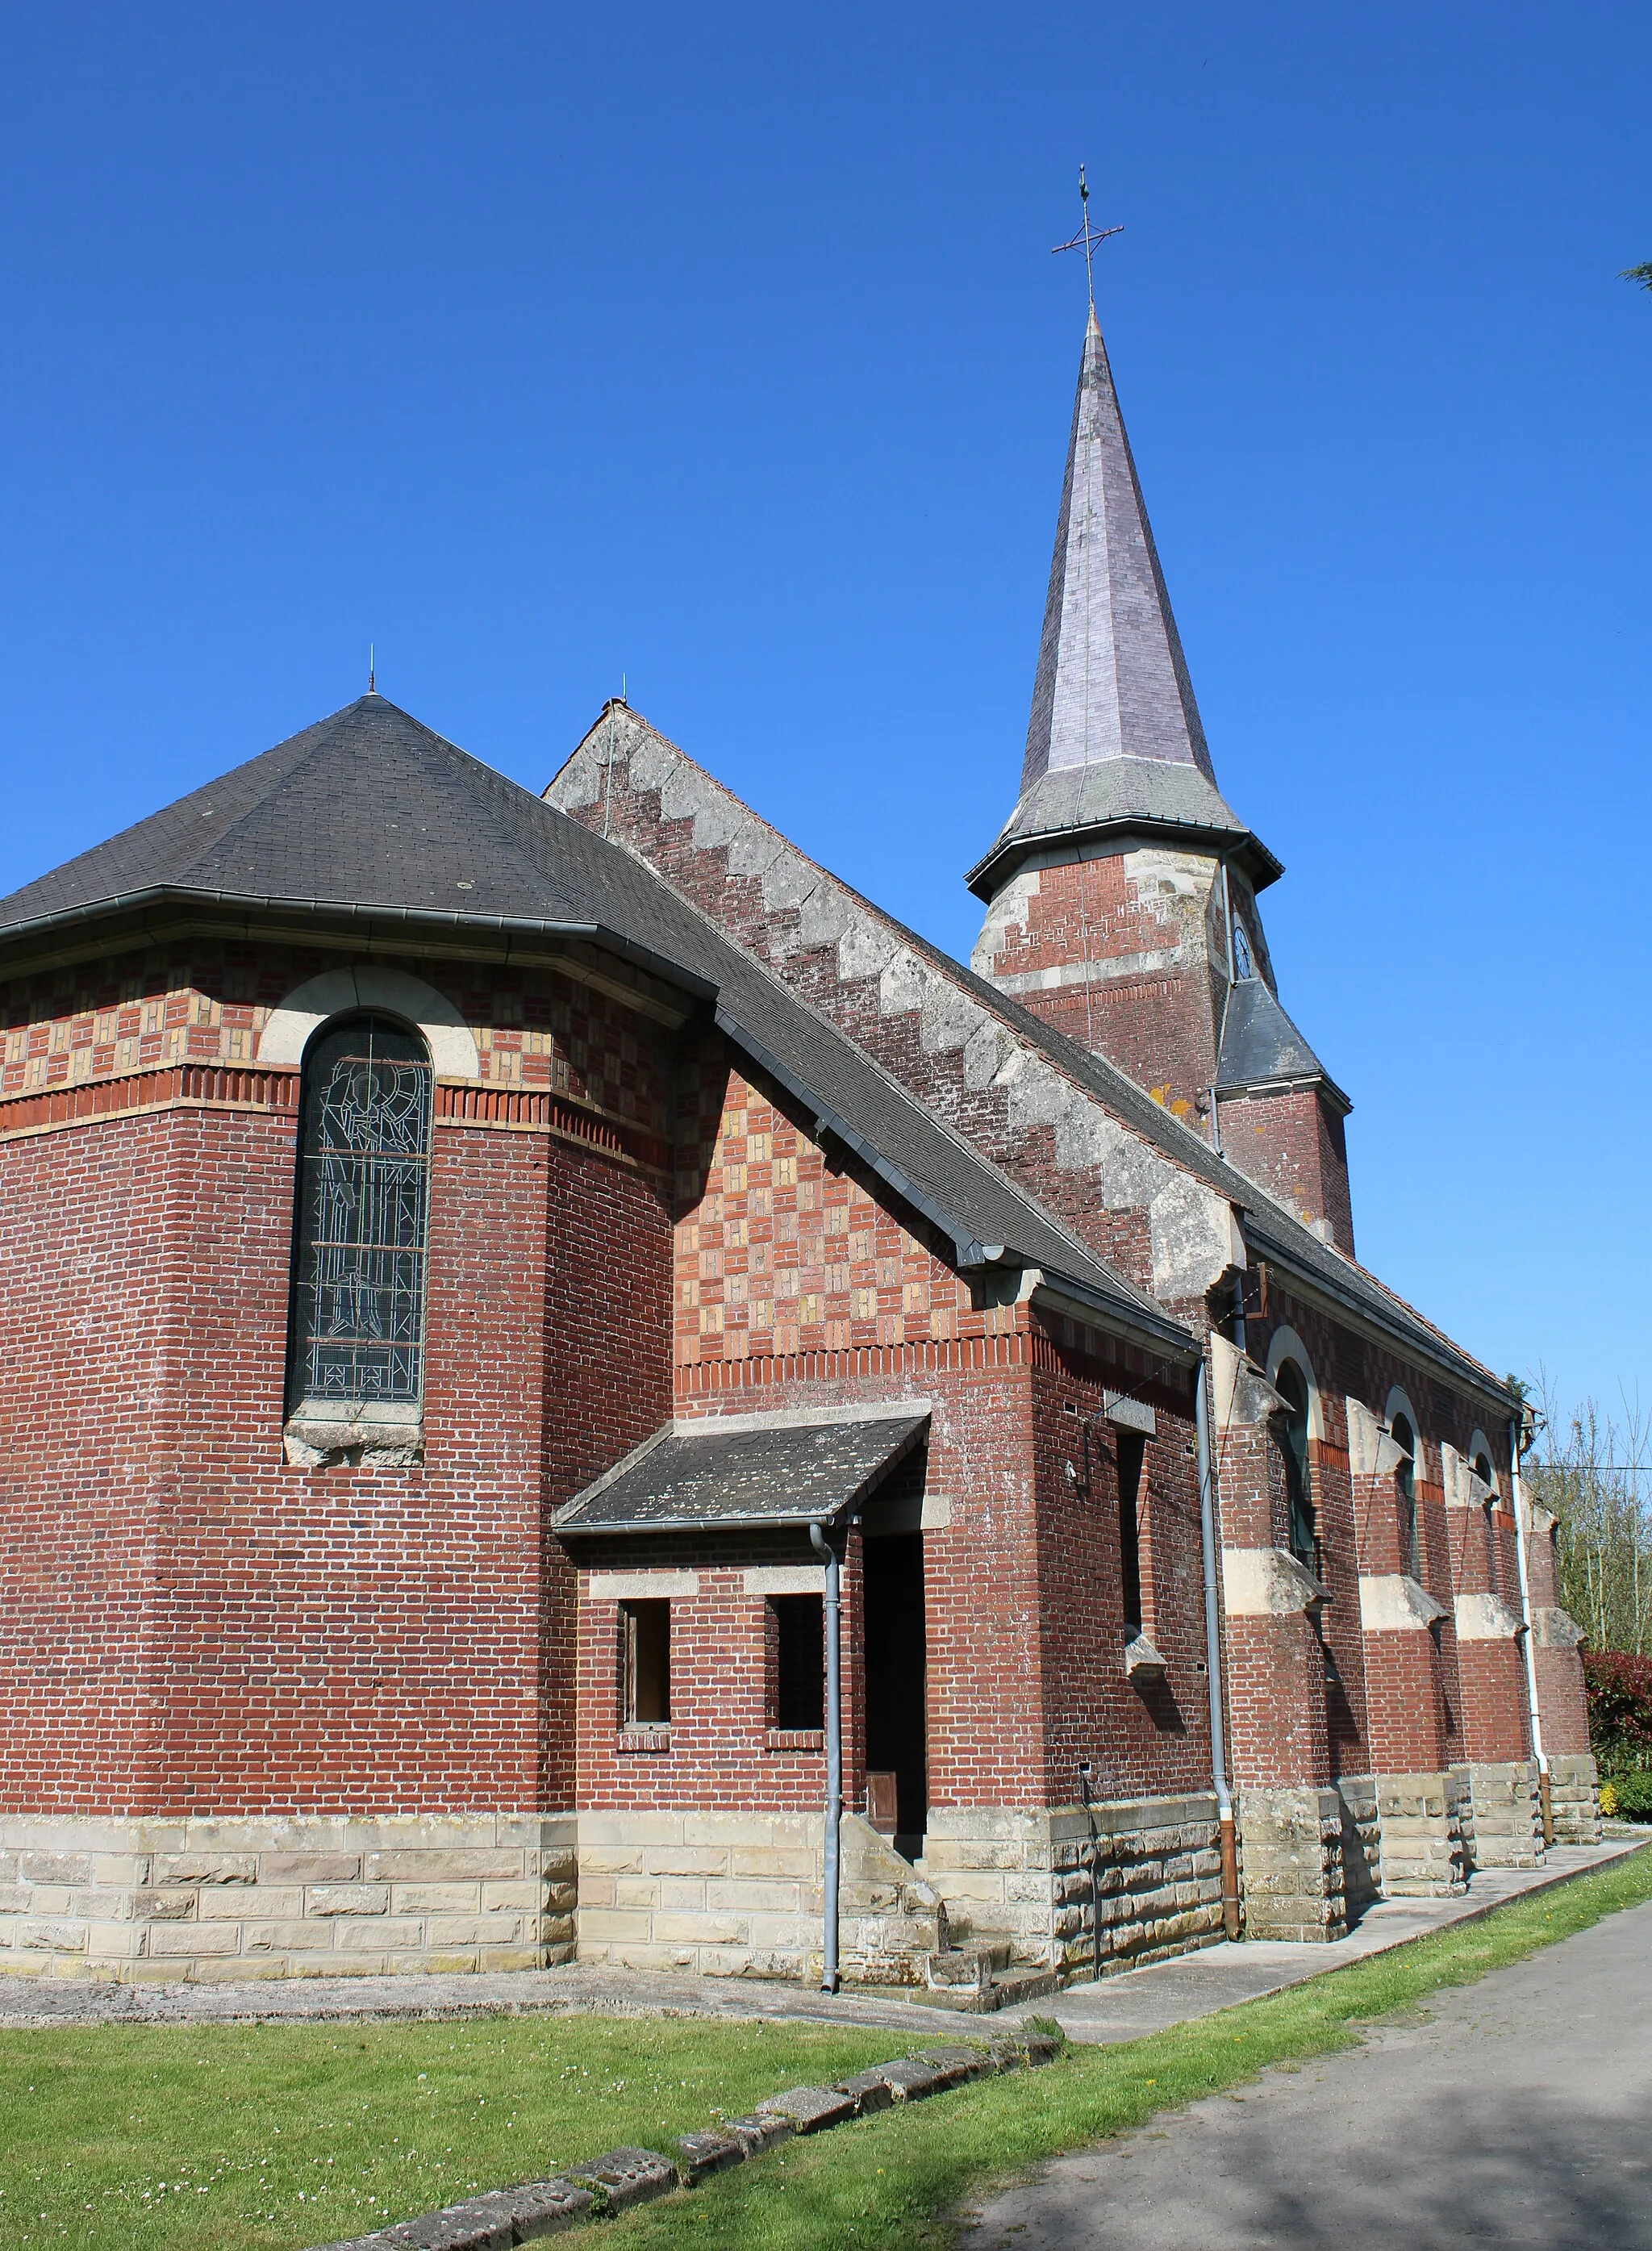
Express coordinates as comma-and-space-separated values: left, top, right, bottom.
1274, 1361, 1316, 1569
1391, 1412, 1420, 1580
287, 1014, 433, 1420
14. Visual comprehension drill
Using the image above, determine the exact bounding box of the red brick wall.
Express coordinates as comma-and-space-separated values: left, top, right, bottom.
974, 854, 1223, 1130
1455, 1640, 1531, 1765
1215, 1087, 1354, 1255
1028, 1349, 1212, 1804
0, 942, 674, 1819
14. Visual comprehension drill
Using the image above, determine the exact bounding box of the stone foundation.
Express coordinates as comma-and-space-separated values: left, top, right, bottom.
1336, 1775, 1382, 1919
923, 1794, 1223, 1977
1462, 1760, 1543, 1869
1547, 1752, 1602, 1844
574, 1810, 942, 1984
1236, 1786, 1346, 1940
0, 1814, 576, 1982
1374, 1771, 1468, 1895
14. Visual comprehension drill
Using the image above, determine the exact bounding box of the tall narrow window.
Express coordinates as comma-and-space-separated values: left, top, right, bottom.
288, 1015, 433, 1420
1391, 1413, 1420, 1579
1116, 1430, 1145, 1635
622, 1602, 671, 1727
1274, 1363, 1316, 1569
1475, 1450, 1498, 1585
770, 1596, 824, 1731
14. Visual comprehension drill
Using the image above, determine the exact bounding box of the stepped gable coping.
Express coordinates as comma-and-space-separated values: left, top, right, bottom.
0, 695, 1187, 1366
548, 704, 1515, 1414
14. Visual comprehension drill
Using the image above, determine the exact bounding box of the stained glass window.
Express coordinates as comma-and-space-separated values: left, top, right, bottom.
287, 1015, 432, 1415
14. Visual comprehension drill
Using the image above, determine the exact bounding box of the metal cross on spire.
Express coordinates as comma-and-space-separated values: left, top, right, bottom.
1051, 165, 1122, 311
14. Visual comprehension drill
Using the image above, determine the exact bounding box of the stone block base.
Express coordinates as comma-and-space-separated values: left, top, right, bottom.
1236, 1786, 1346, 1941
1462, 1760, 1543, 1869
1336, 1775, 1382, 1917
574, 1810, 941, 1984
0, 1813, 576, 1983
1375, 1772, 1468, 1895
923, 1794, 1223, 1978
1547, 1752, 1602, 1844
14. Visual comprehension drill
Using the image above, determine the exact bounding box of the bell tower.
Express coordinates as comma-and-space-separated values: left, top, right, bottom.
969, 306, 1356, 1252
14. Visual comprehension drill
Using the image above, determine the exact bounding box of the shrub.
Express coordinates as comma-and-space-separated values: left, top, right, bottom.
1583, 1650, 1652, 1770
1604, 1769, 1652, 1822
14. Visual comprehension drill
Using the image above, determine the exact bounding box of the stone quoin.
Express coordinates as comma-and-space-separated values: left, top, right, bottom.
0, 302, 1593, 1987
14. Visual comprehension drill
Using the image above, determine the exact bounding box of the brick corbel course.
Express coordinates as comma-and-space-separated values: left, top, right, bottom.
307, 2032, 1058, 2249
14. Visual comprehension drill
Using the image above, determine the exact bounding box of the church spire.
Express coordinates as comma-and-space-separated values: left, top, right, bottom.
1022, 305, 1214, 795
967, 303, 1278, 906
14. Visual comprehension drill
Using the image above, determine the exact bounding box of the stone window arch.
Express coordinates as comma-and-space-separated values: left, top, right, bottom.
1385, 1385, 1424, 1581
258, 965, 481, 1078
286, 1013, 434, 1436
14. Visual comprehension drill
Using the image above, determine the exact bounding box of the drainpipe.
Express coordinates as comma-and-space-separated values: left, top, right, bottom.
1508, 1418, 1553, 1848
810, 1519, 842, 1991
1195, 1354, 1241, 1940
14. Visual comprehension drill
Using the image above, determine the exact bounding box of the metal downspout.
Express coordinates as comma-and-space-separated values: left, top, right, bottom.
810, 1520, 842, 1990
1196, 1355, 1241, 1939
1508, 1418, 1554, 1848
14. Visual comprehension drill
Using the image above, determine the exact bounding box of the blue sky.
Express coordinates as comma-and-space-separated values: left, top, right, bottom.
2, 3, 1647, 1420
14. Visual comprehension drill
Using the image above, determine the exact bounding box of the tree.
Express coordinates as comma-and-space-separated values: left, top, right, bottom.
1622, 262, 1652, 291
1526, 1386, 1650, 1656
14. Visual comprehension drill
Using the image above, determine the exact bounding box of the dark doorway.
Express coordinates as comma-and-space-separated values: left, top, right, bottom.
862, 1530, 928, 1856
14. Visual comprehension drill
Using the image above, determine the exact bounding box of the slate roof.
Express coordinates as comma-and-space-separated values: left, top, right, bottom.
0, 696, 1191, 1362
766, 835, 1509, 1406
1216, 978, 1350, 1113
972, 309, 1279, 896
553, 1408, 930, 1533
967, 758, 1280, 900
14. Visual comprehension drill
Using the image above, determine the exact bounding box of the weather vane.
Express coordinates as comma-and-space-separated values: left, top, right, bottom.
1052, 165, 1122, 311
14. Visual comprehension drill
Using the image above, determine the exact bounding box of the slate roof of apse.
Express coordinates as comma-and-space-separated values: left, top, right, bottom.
1216, 977, 1349, 1111
0, 696, 1189, 1357
553, 1409, 930, 1533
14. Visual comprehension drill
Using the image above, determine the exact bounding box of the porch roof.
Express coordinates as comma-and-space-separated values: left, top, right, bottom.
553, 1405, 930, 1535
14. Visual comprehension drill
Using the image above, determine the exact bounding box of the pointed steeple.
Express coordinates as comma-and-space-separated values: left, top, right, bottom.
1023, 306, 1213, 791
967, 310, 1278, 902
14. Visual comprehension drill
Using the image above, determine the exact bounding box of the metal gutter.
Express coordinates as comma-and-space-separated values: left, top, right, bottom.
1239, 1210, 1521, 1414
0, 883, 718, 1006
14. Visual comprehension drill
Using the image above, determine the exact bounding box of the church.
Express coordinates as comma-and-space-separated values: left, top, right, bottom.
0, 300, 1596, 1991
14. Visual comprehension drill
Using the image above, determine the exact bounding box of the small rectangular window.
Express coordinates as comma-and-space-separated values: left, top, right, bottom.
621, 1601, 670, 1727
1116, 1431, 1145, 1636
770, 1595, 824, 1731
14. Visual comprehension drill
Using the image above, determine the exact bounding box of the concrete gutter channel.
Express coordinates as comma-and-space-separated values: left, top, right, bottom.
307, 2032, 1061, 2250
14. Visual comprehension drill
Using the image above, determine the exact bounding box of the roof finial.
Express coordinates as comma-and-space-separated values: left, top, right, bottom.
1052, 163, 1122, 314
368, 643, 376, 695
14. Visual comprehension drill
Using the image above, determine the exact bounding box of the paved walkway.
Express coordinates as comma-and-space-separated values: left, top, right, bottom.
0, 1834, 1641, 2038
962, 1888, 1652, 2250
994, 1835, 1646, 2045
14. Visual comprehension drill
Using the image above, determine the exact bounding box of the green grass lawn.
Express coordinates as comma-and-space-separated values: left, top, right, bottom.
0, 2014, 899, 2251
2, 1840, 1647, 2251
